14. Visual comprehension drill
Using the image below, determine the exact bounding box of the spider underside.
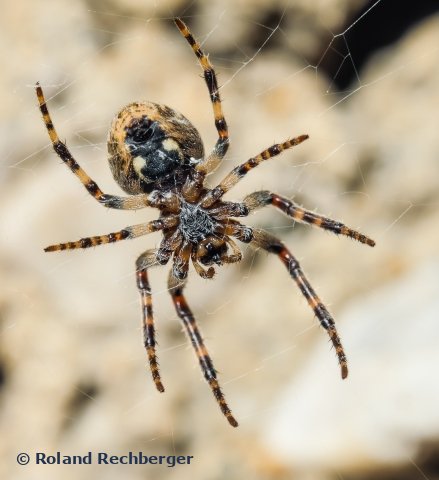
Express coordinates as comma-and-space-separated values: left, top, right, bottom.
36, 18, 375, 428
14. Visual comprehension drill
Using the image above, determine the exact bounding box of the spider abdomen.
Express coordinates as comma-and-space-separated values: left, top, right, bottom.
107, 102, 204, 194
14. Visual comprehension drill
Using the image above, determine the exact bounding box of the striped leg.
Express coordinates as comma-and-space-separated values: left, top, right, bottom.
244, 191, 375, 247
174, 18, 229, 175
35, 83, 153, 210
136, 250, 165, 392
251, 228, 348, 379
44, 218, 173, 252
168, 272, 238, 427
201, 135, 309, 208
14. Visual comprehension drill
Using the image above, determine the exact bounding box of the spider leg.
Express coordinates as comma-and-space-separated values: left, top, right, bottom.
136, 249, 170, 393
227, 223, 348, 379
168, 270, 238, 427
174, 18, 229, 175
254, 228, 348, 378
208, 201, 250, 220
36, 83, 158, 211
201, 135, 309, 208
44, 218, 175, 252
244, 191, 375, 247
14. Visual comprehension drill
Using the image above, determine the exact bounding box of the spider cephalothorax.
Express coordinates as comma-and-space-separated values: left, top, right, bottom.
36, 17, 375, 428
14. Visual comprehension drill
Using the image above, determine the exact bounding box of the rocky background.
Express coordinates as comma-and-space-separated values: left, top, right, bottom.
1, 1, 439, 479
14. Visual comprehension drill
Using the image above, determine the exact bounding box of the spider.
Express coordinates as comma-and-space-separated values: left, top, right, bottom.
36, 17, 375, 428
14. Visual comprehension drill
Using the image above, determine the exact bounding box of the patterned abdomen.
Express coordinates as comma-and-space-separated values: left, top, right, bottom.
107, 102, 204, 194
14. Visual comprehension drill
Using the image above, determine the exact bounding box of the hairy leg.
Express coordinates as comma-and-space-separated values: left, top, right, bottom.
227, 223, 348, 379
36, 83, 163, 210
136, 249, 169, 392
168, 271, 238, 427
201, 135, 309, 208
174, 18, 229, 175
252, 228, 348, 378
244, 191, 375, 246
44, 218, 172, 252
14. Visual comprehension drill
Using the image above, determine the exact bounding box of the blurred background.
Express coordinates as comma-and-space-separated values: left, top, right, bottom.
1, 0, 438, 479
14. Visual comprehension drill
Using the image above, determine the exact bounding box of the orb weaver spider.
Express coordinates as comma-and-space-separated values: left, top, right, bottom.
36, 18, 375, 427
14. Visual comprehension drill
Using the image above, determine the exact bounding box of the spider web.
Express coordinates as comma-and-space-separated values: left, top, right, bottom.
1, 1, 439, 479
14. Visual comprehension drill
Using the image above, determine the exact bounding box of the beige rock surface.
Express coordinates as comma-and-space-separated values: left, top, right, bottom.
1, 1, 438, 480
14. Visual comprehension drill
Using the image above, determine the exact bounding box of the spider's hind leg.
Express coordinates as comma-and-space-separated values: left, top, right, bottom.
136, 249, 171, 393
168, 270, 238, 427
234, 225, 348, 379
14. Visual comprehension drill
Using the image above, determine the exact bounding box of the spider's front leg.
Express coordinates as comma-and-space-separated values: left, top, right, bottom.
36, 83, 158, 211
168, 261, 238, 427
244, 191, 375, 247
174, 18, 229, 176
